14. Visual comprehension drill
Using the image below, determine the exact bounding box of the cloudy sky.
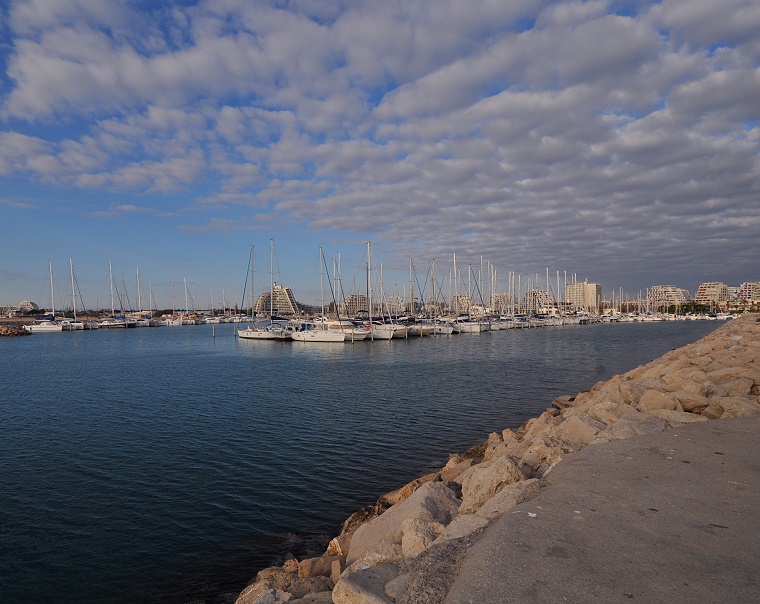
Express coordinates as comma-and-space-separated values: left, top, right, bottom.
1, 0, 758, 309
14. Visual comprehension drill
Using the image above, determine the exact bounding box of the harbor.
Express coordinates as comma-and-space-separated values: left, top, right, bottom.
0, 318, 723, 603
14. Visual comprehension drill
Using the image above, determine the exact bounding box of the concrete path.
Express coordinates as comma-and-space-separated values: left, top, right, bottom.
445, 416, 760, 603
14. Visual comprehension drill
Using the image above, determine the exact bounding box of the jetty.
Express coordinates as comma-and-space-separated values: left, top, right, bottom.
234, 314, 760, 604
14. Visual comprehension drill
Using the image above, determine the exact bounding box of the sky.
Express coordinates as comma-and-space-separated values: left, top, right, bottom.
1, 0, 759, 310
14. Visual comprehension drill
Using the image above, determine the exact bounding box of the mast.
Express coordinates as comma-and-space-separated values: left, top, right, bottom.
367, 241, 373, 340
49, 261, 56, 318
270, 239, 274, 318
136, 267, 142, 315
319, 246, 325, 328
109, 261, 115, 318
69, 257, 76, 321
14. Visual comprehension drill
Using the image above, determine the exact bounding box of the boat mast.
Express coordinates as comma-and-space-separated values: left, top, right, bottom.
136, 267, 142, 315
109, 260, 115, 318
69, 257, 76, 321
367, 241, 373, 340
319, 246, 325, 328
49, 261, 56, 319
270, 239, 274, 318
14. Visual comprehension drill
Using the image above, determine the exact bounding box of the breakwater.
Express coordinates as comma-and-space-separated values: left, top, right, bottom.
234, 314, 760, 603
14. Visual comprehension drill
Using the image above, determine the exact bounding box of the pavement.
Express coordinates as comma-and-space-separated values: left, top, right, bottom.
444, 416, 760, 603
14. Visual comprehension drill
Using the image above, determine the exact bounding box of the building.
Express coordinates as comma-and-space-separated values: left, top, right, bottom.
565, 281, 602, 313
490, 293, 514, 314
449, 293, 473, 315
341, 294, 368, 317
520, 289, 552, 314
737, 282, 760, 300
648, 285, 692, 308
254, 283, 299, 316
694, 282, 731, 307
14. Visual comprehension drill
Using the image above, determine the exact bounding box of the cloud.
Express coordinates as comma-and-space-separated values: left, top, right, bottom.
0, 0, 758, 293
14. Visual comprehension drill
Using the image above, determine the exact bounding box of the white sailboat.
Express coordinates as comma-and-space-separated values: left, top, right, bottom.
292, 247, 345, 342
25, 262, 64, 333
238, 242, 292, 340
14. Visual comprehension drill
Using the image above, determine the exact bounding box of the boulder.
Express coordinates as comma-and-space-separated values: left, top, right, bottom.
584, 400, 629, 426
432, 514, 488, 544
672, 390, 709, 413
288, 577, 333, 599
401, 518, 445, 558
554, 415, 605, 450
457, 455, 525, 514
593, 408, 669, 443
346, 481, 460, 565
384, 573, 409, 600
711, 396, 760, 418
333, 563, 399, 604
646, 408, 710, 427
440, 458, 474, 481
475, 478, 543, 521
289, 593, 334, 604
636, 389, 682, 412
516, 438, 566, 478
298, 556, 342, 579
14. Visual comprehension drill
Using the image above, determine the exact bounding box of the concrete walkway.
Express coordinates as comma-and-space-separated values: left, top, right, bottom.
445, 416, 760, 603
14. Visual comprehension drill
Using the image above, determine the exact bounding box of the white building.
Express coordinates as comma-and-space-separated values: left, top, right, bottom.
255, 283, 299, 315
565, 281, 602, 313
648, 285, 692, 308
694, 282, 730, 306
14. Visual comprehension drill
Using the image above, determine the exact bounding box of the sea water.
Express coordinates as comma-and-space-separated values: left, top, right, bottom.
0, 320, 719, 603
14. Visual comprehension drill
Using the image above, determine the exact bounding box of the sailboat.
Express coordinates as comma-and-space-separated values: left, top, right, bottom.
291, 247, 344, 342
63, 257, 84, 330
24, 262, 64, 333
238, 242, 292, 340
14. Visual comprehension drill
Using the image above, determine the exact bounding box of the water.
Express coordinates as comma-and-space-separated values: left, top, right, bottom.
0, 320, 719, 603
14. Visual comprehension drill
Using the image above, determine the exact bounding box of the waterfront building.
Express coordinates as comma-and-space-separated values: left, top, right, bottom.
648, 285, 692, 309
490, 293, 514, 314
449, 293, 473, 315
342, 294, 368, 317
385, 296, 404, 316
565, 281, 602, 313
254, 283, 299, 316
520, 289, 552, 314
694, 282, 731, 307
738, 282, 760, 300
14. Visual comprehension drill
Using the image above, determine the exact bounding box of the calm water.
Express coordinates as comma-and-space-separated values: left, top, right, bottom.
0, 320, 719, 603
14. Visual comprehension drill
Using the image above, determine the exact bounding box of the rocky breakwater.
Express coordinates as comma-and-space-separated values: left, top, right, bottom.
0, 321, 30, 336
234, 314, 760, 604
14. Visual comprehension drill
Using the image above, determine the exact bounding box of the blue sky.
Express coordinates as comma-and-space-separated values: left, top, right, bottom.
1, 0, 759, 309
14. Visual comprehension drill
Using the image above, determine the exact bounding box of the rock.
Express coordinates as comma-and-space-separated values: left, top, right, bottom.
289, 593, 334, 604
346, 481, 460, 565
298, 556, 342, 579
432, 514, 488, 543
555, 415, 605, 450
584, 400, 629, 426
672, 390, 709, 413
636, 389, 682, 412
711, 396, 760, 418
475, 478, 544, 521
384, 573, 409, 600
593, 408, 669, 442
401, 518, 445, 558
333, 563, 399, 604
516, 438, 566, 478
331, 558, 344, 585
551, 394, 576, 410
288, 577, 333, 599
701, 401, 725, 419
378, 473, 438, 508
440, 458, 474, 481
457, 455, 525, 514
234, 582, 291, 604
326, 534, 351, 557
646, 408, 710, 427
255, 566, 298, 591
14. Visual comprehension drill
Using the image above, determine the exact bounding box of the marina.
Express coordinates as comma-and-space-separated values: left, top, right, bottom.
0, 319, 720, 603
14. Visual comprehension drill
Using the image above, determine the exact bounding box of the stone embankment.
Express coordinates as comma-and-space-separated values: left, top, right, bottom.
234, 314, 760, 604
0, 321, 30, 336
